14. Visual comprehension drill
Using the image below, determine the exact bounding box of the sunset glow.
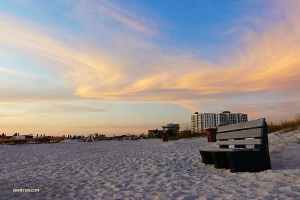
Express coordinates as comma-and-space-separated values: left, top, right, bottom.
1, 1, 300, 136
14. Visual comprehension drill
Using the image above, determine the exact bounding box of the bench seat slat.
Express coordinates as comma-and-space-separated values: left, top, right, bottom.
216, 139, 262, 145
216, 128, 263, 140
199, 148, 259, 152
218, 118, 264, 133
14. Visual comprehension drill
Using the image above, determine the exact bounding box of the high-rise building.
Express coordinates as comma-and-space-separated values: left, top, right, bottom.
191, 112, 216, 133
191, 111, 248, 133
191, 112, 201, 133
216, 111, 248, 126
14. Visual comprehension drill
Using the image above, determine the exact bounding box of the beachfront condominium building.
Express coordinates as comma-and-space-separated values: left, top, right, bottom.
216, 111, 248, 126
191, 112, 216, 134
191, 111, 248, 133
162, 123, 180, 135
191, 112, 201, 133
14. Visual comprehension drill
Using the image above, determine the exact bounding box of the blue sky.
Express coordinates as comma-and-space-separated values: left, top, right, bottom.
1, 0, 300, 136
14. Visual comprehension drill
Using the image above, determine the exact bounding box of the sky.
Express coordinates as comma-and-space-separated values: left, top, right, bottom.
1, 0, 300, 136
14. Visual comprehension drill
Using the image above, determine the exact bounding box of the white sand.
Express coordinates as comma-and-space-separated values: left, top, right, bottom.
1, 131, 300, 200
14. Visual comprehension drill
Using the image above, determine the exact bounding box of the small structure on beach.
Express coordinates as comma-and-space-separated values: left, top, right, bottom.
14, 134, 34, 140
162, 123, 180, 136
147, 129, 164, 138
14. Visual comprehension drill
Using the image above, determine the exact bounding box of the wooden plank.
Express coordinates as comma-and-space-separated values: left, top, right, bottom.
216, 139, 262, 145
217, 118, 265, 133
200, 148, 233, 152
233, 148, 259, 152
199, 148, 259, 152
216, 128, 263, 140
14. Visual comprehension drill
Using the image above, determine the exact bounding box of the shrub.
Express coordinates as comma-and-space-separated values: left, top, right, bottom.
268, 114, 300, 134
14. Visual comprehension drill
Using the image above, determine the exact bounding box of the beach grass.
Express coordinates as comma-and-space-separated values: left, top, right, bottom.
268, 114, 300, 133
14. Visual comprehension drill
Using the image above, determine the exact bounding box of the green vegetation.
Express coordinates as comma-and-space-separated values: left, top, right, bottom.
268, 114, 300, 134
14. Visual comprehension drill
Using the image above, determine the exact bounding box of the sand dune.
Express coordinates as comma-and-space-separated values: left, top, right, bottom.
1, 131, 300, 200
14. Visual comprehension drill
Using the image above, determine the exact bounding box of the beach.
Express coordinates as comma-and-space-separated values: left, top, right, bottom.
1, 132, 300, 200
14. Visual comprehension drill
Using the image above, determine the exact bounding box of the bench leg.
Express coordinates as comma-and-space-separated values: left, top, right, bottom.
211, 152, 230, 169
228, 151, 271, 173
199, 151, 214, 164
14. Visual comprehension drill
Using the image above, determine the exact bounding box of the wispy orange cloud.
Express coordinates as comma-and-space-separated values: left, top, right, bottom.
0, 12, 123, 99
1, 1, 300, 108
1, 1, 300, 135
94, 0, 157, 36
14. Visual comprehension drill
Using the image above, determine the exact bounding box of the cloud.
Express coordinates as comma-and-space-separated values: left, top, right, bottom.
64, 0, 159, 36
1, 1, 300, 109
0, 12, 124, 102
2, 0, 300, 136
25, 103, 107, 115
94, 0, 157, 35
73, 1, 300, 106
0, 66, 34, 78
223, 101, 300, 120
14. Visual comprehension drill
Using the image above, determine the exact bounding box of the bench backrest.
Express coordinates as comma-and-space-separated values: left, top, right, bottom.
216, 118, 268, 150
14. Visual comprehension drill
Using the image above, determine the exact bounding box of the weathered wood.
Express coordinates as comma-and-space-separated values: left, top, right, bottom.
216, 128, 263, 140
199, 118, 271, 172
217, 118, 265, 133
216, 138, 262, 145
199, 148, 259, 152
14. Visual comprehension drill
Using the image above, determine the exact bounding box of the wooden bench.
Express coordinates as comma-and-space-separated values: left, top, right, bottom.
199, 118, 271, 173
